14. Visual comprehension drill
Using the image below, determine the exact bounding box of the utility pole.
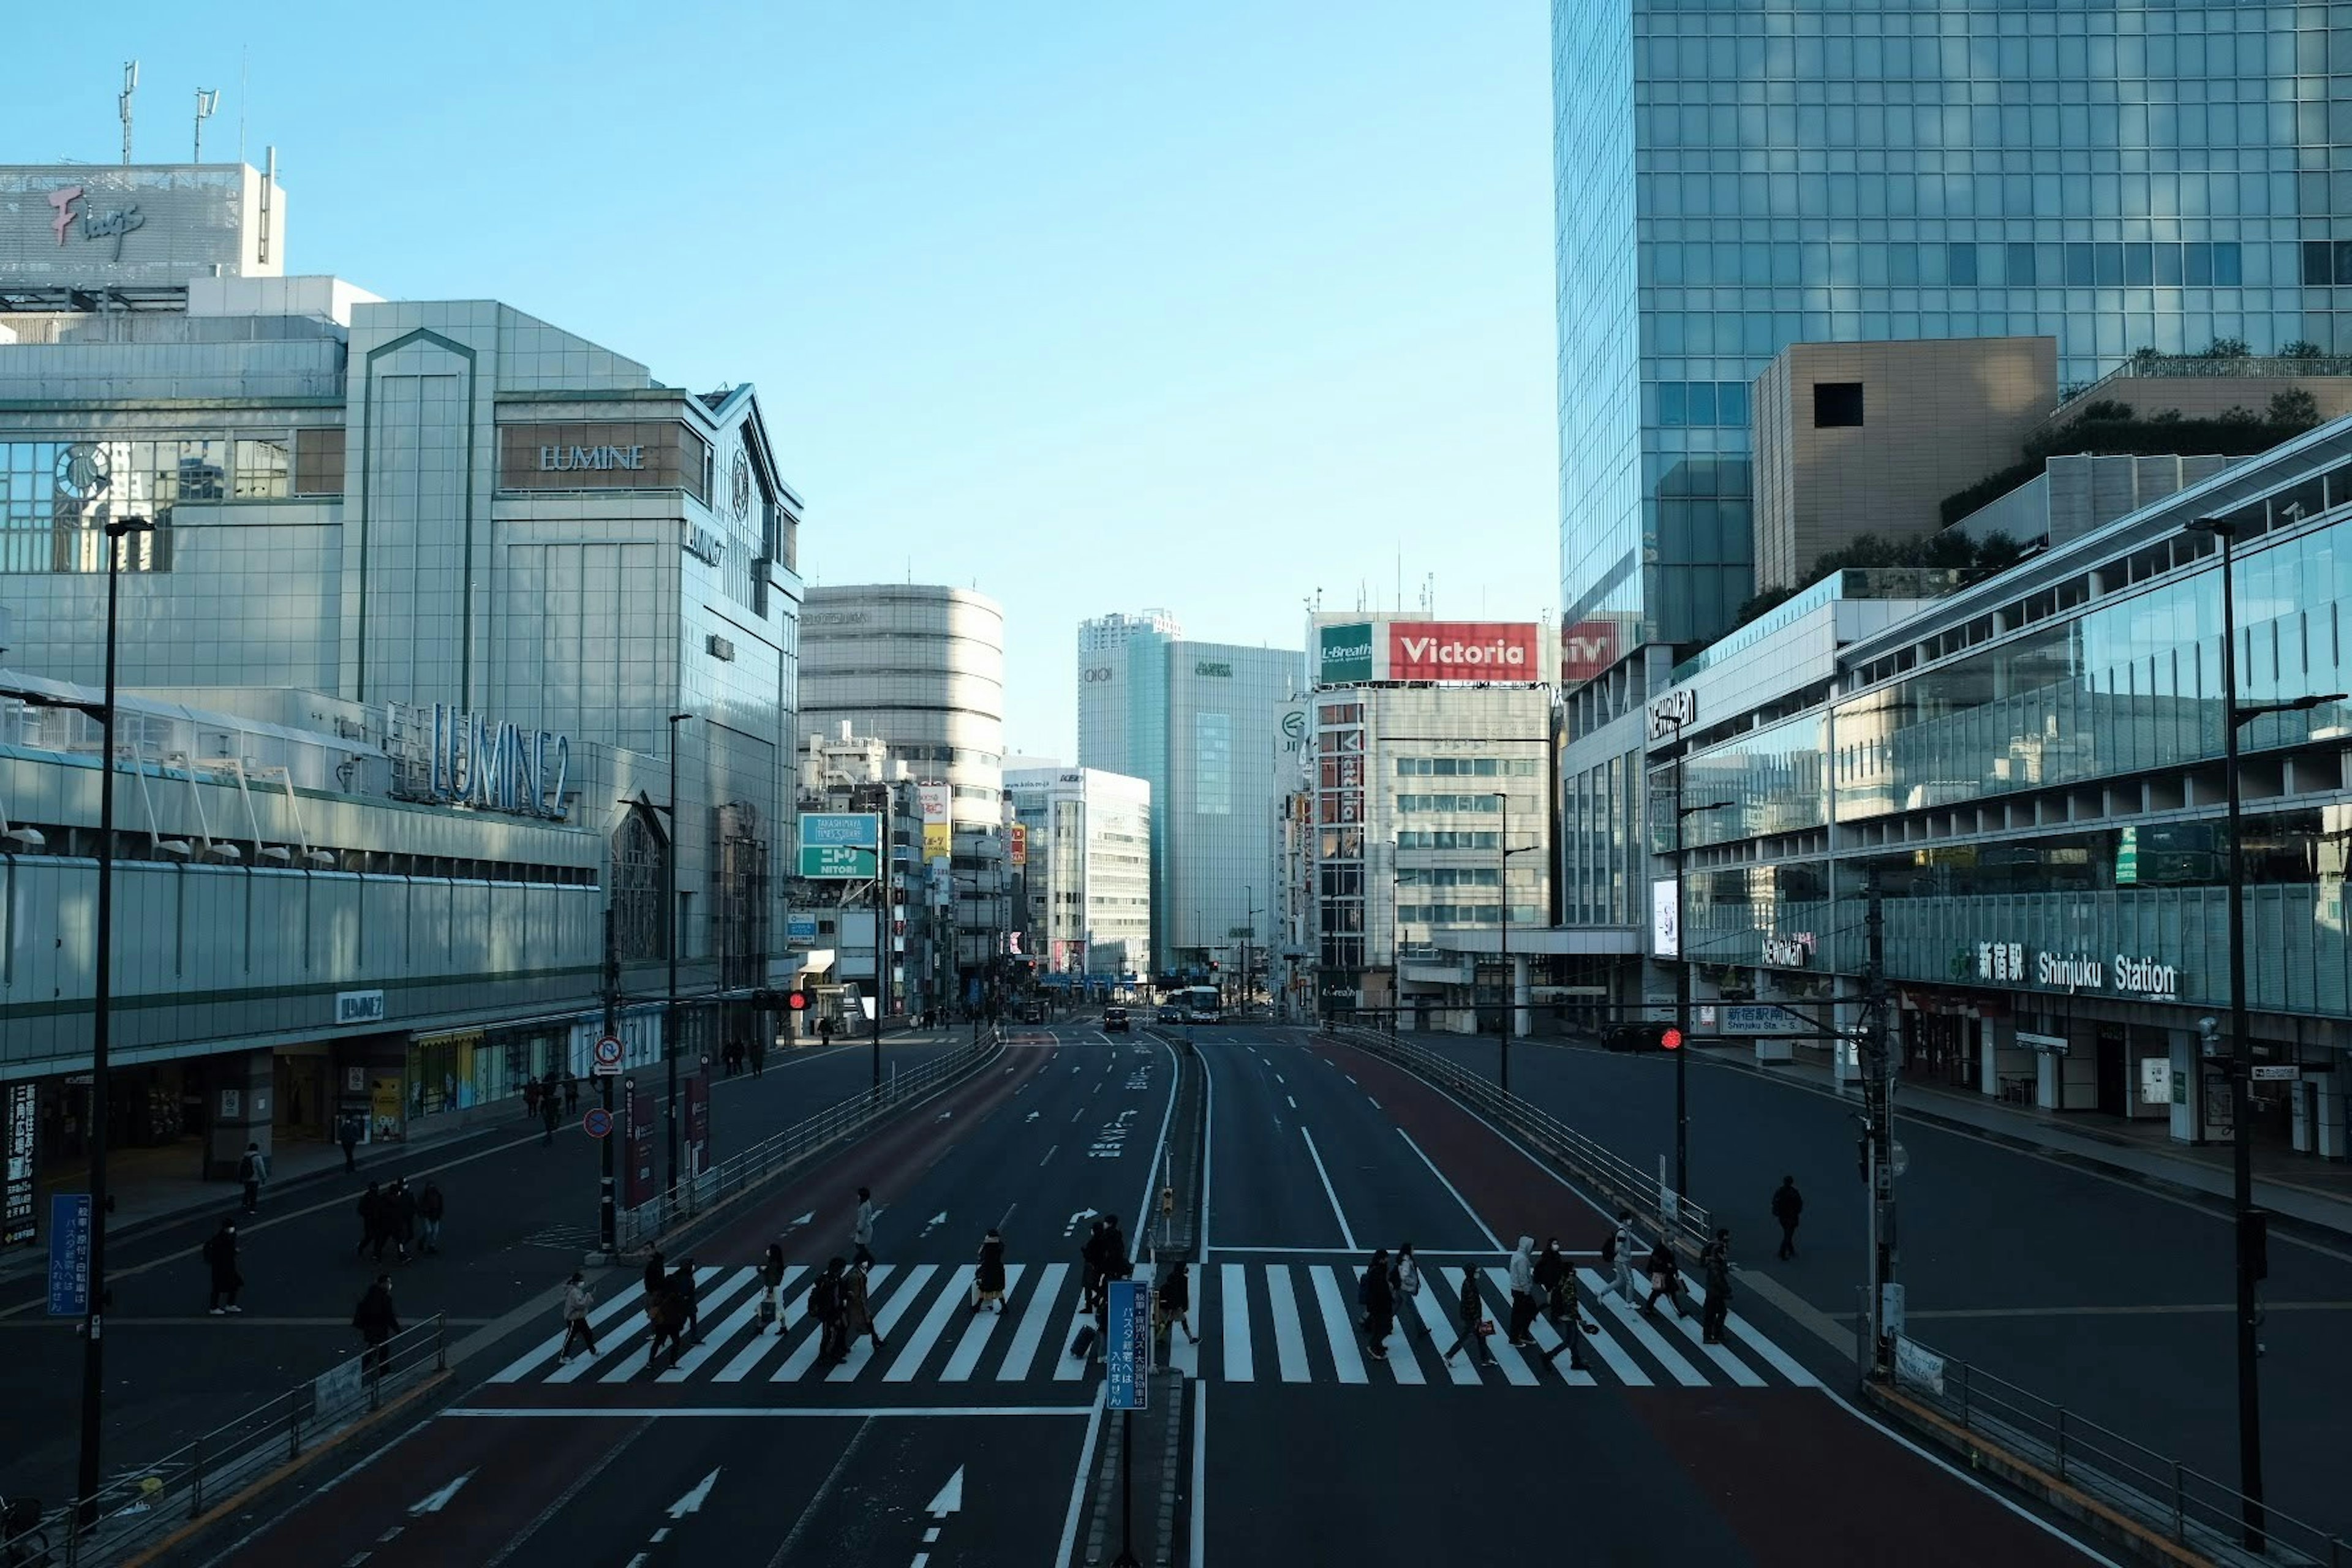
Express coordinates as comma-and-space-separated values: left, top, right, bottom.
872, 864, 886, 1091
1496, 792, 1511, 1094
1242, 886, 1257, 1019
663, 712, 692, 1203
598, 907, 619, 1257
1859, 872, 1896, 1383
1672, 780, 1735, 1204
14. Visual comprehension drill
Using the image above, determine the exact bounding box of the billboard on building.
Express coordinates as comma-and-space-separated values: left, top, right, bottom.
1651, 878, 1681, 958
1387, 621, 1541, 683
1317, 622, 1374, 684
918, 783, 952, 864
1009, 823, 1027, 868
1561, 619, 1620, 685
798, 812, 880, 878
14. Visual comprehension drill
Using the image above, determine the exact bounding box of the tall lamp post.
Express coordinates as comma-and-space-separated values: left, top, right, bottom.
1673, 784, 1735, 1205
76, 514, 151, 1529
662, 711, 693, 1200
1493, 791, 1538, 1093
2183, 513, 2342, 1549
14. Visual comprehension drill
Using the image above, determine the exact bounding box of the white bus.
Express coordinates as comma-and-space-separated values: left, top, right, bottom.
1176, 984, 1220, 1023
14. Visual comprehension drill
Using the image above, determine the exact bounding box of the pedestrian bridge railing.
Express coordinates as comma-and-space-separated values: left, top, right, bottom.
1321, 1020, 1714, 1259
1885, 1333, 2347, 1568
36, 1313, 449, 1566
614, 1029, 1004, 1251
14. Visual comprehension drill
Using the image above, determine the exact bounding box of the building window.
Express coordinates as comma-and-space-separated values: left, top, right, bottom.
1813, 383, 1864, 428
1195, 712, 1231, 815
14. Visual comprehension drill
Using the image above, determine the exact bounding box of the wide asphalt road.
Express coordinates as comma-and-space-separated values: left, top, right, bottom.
1387, 1027, 2352, 1542
0, 1028, 970, 1512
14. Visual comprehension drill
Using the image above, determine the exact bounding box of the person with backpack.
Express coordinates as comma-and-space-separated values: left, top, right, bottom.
352, 1273, 401, 1379
1771, 1176, 1804, 1261
1358, 1246, 1395, 1362
810, 1259, 846, 1363
236, 1142, 268, 1214
417, 1181, 445, 1255
1390, 1242, 1424, 1336
559, 1270, 598, 1362
1701, 1228, 1734, 1344
203, 1218, 243, 1315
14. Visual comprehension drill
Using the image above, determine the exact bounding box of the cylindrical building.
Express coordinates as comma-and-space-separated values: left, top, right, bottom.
797, 586, 1008, 988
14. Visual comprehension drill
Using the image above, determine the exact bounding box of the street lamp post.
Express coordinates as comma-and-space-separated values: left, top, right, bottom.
76, 514, 151, 1530
2183, 513, 2343, 1550
1493, 791, 1538, 1093
1673, 783, 1735, 1206
663, 711, 693, 1202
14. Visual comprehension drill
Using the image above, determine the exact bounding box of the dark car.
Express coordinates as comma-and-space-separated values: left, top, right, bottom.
1102, 1007, 1130, 1033
1602, 1022, 1675, 1053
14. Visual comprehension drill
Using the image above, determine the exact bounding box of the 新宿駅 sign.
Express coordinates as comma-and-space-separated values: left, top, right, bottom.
797, 812, 880, 879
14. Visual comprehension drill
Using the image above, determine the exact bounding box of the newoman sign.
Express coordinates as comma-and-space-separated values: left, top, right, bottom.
1388, 621, 1540, 683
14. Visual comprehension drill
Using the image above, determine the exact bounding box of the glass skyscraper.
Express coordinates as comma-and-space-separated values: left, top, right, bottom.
1555, 0, 2346, 659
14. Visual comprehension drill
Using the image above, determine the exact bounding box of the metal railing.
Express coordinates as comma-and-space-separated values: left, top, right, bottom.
36, 1314, 448, 1566
1321, 1021, 1714, 1257
1888, 1335, 2347, 1568
614, 1030, 1003, 1249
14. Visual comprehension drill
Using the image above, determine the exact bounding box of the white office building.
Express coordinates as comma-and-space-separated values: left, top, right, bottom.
1005, 765, 1152, 987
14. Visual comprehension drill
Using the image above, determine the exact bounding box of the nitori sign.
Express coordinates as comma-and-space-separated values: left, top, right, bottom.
1387, 621, 1540, 683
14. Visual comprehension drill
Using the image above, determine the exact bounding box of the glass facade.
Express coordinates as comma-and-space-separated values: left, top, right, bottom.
1555, 0, 2352, 658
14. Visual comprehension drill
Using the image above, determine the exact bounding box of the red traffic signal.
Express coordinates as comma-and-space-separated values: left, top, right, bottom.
1660, 1027, 1684, 1051
787, 989, 810, 1012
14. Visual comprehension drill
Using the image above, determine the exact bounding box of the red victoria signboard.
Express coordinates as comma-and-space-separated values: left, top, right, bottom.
1561, 619, 1619, 685
1387, 620, 1542, 682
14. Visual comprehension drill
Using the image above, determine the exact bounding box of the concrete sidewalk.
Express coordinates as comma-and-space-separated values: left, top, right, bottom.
0, 1028, 965, 1284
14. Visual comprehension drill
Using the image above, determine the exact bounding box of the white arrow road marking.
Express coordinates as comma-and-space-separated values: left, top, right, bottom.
1025, 1112, 1039, 1122
666, 1467, 722, 1519
787, 1212, 815, 1231
921, 1212, 949, 1234
408, 1469, 475, 1515
926, 1465, 965, 1518
936, 1110, 954, 1121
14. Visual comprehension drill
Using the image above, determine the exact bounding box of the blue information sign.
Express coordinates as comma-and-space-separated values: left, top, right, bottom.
47, 1193, 91, 1316
1105, 1279, 1150, 1411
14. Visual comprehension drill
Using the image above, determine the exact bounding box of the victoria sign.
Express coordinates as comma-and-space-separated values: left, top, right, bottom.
1387, 621, 1540, 683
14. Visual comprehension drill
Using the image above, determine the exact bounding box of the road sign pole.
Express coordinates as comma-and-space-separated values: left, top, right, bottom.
599, 906, 620, 1259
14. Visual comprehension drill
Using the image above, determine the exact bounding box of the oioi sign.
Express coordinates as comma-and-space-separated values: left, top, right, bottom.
798, 812, 880, 879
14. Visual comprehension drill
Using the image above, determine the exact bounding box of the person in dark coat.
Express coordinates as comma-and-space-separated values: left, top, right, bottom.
1157, 1261, 1197, 1344
1642, 1238, 1687, 1319
1444, 1264, 1496, 1367
203, 1218, 243, 1314
669, 1257, 701, 1343
1532, 1237, 1569, 1321
417, 1181, 445, 1255
760, 1242, 789, 1333
353, 1273, 401, 1378
563, 1073, 581, 1115
1772, 1176, 1804, 1261
972, 1228, 1008, 1313
337, 1114, 361, 1174
841, 1259, 882, 1353
643, 1249, 668, 1300
540, 1088, 560, 1145
236, 1142, 267, 1213
1080, 1218, 1109, 1312
1702, 1228, 1734, 1344
810, 1258, 847, 1362
388, 1177, 417, 1263
354, 1181, 384, 1260
1359, 1246, 1395, 1362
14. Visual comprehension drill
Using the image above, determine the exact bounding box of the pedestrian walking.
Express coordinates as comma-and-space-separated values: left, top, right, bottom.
522, 1079, 541, 1122
1537, 1235, 1597, 1371
811, 1258, 847, 1363
842, 1258, 883, 1352
750, 1035, 767, 1077
1359, 1246, 1395, 1361
1157, 1260, 1199, 1346
1444, 1265, 1498, 1367
851, 1187, 876, 1268
1772, 1176, 1803, 1261
337, 1114, 361, 1174
388, 1177, 417, 1264
559, 1270, 598, 1362
644, 1276, 688, 1371
355, 1180, 383, 1259
1081, 1217, 1109, 1313
563, 1073, 580, 1117
417, 1180, 445, 1255
540, 1090, 559, 1146
1607, 1209, 1637, 1302
642, 1249, 667, 1301
972, 1228, 1008, 1313
1701, 1228, 1733, 1344
1391, 1242, 1425, 1335
353, 1273, 401, 1378
758, 1241, 788, 1332
1506, 1236, 1540, 1348
234, 1141, 267, 1213
1533, 1237, 1568, 1323
1642, 1238, 1688, 1319
669, 1257, 702, 1343
203, 1218, 243, 1314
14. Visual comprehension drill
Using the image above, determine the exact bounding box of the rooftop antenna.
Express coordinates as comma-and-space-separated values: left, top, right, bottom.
238, 47, 248, 164
193, 88, 219, 164
119, 60, 138, 165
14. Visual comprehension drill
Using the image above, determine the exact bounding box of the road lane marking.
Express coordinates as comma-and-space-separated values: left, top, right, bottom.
479, 1414, 651, 1568
997, 1264, 1069, 1381
1395, 1128, 1503, 1251
1287, 1096, 1297, 1109
765, 1415, 876, 1568
1190, 1382, 1208, 1568
1297, 1128, 1357, 1250
1220, 1264, 1254, 1382
1039, 1145, 1058, 1165
1263, 1267, 1311, 1381
1659, 1277, 1768, 1386
886, 1265, 979, 1381
1198, 1035, 1219, 1251
1129, 1033, 1181, 1255
450, 1406, 1093, 1418
1306, 1265, 1368, 1384
940, 1265, 1025, 1379
1054, 1390, 1107, 1568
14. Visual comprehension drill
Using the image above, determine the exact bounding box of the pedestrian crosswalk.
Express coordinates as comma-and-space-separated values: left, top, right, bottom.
487, 1257, 1819, 1393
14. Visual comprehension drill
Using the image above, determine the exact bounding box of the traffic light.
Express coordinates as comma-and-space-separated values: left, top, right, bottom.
1659, 1027, 1683, 1051
788, 988, 810, 1013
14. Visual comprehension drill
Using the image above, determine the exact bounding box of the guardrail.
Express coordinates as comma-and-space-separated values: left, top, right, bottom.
31, 1314, 448, 1566
615, 1030, 1003, 1250
1320, 1020, 1714, 1257
1887, 1335, 2346, 1567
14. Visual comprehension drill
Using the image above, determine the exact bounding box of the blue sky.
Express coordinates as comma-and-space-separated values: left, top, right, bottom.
4, 3, 1559, 757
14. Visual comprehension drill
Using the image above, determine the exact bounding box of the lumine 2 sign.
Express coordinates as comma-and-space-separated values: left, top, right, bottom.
539, 444, 645, 472
420, 704, 571, 819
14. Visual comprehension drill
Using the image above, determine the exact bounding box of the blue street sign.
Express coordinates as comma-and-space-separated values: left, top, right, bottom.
47, 1193, 91, 1316
1105, 1279, 1150, 1411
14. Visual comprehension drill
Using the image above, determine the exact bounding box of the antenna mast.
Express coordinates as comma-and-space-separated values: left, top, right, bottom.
119, 61, 138, 165
194, 89, 219, 164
